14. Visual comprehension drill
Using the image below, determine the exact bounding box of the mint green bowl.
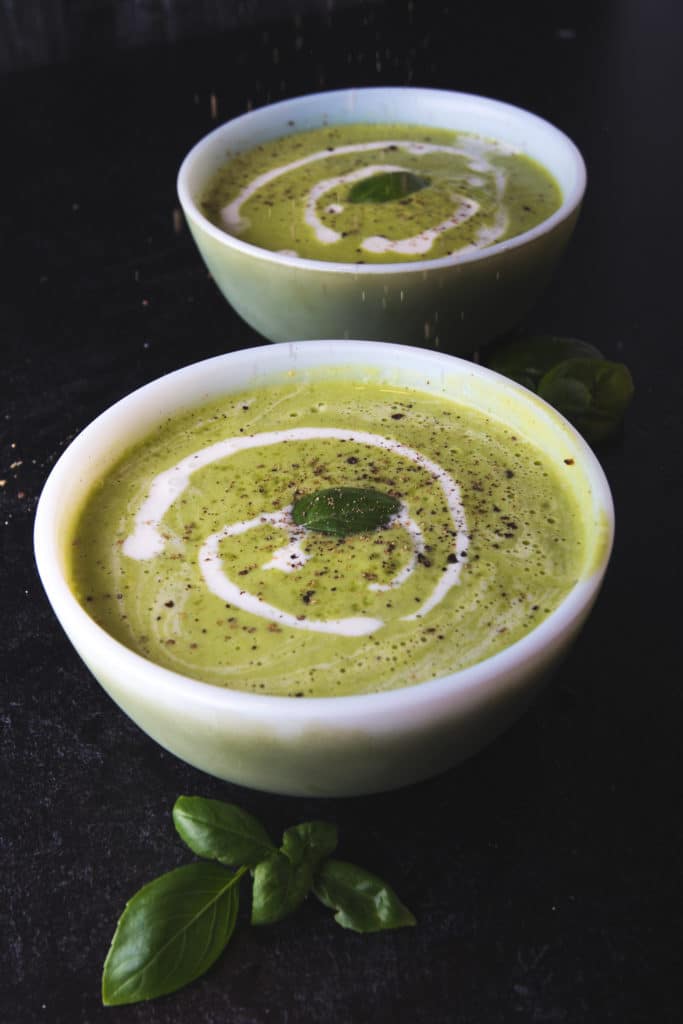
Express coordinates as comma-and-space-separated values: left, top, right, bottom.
177, 87, 586, 353
34, 341, 612, 797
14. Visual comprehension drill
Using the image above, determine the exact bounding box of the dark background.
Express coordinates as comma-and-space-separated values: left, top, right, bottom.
2, 1, 681, 1022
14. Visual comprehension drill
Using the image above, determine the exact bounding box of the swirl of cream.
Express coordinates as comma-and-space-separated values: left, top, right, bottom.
220, 137, 511, 257
122, 427, 469, 636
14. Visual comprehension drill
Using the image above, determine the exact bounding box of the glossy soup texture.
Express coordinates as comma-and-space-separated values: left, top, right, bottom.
67, 375, 587, 697
200, 122, 562, 264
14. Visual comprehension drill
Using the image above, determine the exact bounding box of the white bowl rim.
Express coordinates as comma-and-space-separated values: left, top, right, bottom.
34, 339, 613, 724
177, 85, 587, 278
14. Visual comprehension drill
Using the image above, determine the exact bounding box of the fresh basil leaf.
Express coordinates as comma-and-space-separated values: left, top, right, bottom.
173, 796, 275, 868
348, 171, 430, 203
251, 821, 338, 926
282, 821, 338, 873
251, 850, 313, 926
484, 333, 604, 392
313, 859, 416, 933
292, 487, 400, 537
102, 861, 242, 1006
537, 357, 635, 443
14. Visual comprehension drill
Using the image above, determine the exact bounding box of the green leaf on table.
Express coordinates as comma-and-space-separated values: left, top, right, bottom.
484, 333, 604, 392
251, 821, 338, 926
251, 851, 313, 925
101, 861, 242, 1006
348, 171, 430, 204
282, 820, 338, 873
537, 357, 635, 443
292, 487, 401, 537
173, 795, 275, 868
313, 859, 416, 933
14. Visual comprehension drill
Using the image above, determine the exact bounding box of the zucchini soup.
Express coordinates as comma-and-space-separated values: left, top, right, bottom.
68, 374, 587, 698
200, 123, 562, 264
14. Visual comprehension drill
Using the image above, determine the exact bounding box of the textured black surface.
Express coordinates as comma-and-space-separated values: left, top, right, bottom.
1, 2, 681, 1021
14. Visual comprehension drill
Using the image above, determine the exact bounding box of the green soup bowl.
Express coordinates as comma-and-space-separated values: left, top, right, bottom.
177, 87, 586, 353
34, 340, 613, 797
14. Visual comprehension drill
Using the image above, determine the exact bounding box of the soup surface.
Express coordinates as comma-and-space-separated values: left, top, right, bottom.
200, 122, 562, 264
68, 375, 585, 696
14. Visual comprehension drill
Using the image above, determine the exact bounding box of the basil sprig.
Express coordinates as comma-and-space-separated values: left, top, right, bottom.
102, 797, 415, 1006
348, 170, 430, 204
292, 486, 401, 536
483, 332, 634, 443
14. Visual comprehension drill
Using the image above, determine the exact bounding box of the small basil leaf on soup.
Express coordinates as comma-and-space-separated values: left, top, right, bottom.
102, 861, 241, 1006
537, 357, 635, 443
172, 795, 275, 868
292, 486, 401, 536
484, 333, 604, 392
313, 859, 416, 933
347, 171, 431, 204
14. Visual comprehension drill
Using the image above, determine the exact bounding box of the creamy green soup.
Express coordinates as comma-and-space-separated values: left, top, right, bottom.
68, 376, 586, 697
200, 123, 562, 264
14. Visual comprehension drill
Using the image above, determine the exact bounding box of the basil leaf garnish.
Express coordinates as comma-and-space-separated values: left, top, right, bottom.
484, 332, 604, 392
537, 357, 635, 443
348, 171, 430, 204
292, 486, 400, 536
102, 861, 242, 1006
251, 821, 338, 925
313, 859, 416, 933
173, 795, 275, 868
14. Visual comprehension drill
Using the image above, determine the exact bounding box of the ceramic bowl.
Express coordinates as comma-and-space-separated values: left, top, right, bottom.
177, 87, 586, 353
34, 340, 612, 797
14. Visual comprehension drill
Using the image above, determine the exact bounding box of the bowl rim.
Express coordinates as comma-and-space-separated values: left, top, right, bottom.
33, 339, 613, 724
177, 85, 587, 278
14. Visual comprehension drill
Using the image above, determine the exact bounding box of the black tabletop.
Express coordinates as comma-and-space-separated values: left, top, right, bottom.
2, 2, 681, 1022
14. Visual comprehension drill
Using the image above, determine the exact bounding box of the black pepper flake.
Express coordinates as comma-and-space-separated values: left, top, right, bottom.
164, 600, 175, 607
505, 469, 515, 478
391, 413, 405, 420
302, 591, 315, 604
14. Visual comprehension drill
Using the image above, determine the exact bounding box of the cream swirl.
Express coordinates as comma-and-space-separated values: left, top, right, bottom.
122, 427, 470, 636
220, 137, 512, 257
